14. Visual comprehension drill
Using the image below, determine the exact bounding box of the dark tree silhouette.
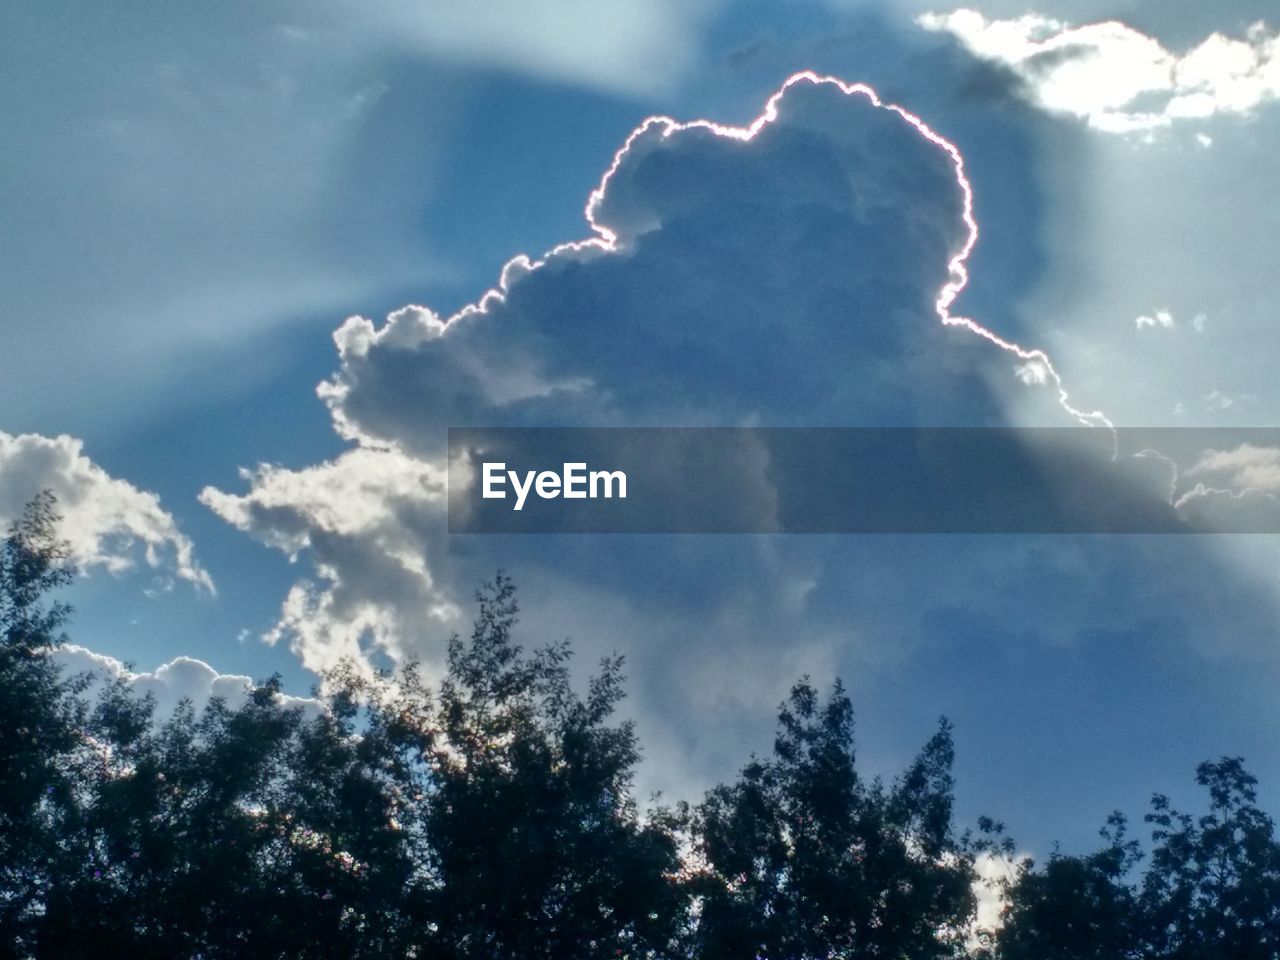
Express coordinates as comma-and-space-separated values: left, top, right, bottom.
0, 493, 84, 956
36, 678, 316, 958
395, 575, 690, 958
693, 681, 976, 958
984, 814, 1142, 960
1, 525, 688, 958
987, 759, 1280, 959
1138, 758, 1280, 958
5, 494, 1280, 959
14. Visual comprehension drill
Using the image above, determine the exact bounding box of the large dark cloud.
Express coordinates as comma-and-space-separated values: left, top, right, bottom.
206, 71, 1280, 847
320, 76, 1026, 457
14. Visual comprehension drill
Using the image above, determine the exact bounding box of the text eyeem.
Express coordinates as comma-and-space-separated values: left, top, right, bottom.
481, 462, 627, 511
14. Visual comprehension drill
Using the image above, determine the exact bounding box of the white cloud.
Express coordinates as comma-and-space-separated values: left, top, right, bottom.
55, 644, 320, 718
199, 71, 1280, 820
199, 447, 456, 676
1133, 309, 1208, 333
0, 431, 211, 591
1186, 443, 1280, 493
970, 851, 1020, 945
1135, 308, 1175, 330
203, 74, 1144, 693
201, 75, 1027, 682
919, 10, 1280, 132
1138, 444, 1280, 532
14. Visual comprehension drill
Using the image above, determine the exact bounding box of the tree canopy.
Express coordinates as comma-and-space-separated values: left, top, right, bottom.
2, 495, 1278, 958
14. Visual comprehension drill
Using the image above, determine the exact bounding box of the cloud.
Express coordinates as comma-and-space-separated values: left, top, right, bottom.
1116, 443, 1280, 532
207, 73, 1108, 672
1175, 483, 1280, 533
1015, 360, 1050, 385
345, 0, 718, 97
203, 70, 1280, 822
970, 851, 1021, 945
199, 448, 456, 675
918, 9, 1280, 132
1131, 308, 1207, 334
1185, 443, 1280, 493
318, 72, 1105, 459
1203, 389, 1255, 412
55, 644, 320, 719
1135, 308, 1175, 330
0, 431, 211, 592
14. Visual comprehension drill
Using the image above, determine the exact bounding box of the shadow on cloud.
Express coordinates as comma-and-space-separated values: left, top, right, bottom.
204, 64, 1280, 843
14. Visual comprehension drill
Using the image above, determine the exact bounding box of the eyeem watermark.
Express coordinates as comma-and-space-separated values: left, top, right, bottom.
450, 427, 1280, 533
482, 462, 627, 511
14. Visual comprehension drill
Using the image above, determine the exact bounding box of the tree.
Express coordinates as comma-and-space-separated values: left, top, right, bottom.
6, 557, 691, 958
1139, 758, 1280, 959
380, 574, 691, 958
988, 814, 1142, 960
990, 758, 1280, 960
9, 494, 1280, 958
34, 680, 316, 958
0, 493, 85, 954
693, 680, 976, 958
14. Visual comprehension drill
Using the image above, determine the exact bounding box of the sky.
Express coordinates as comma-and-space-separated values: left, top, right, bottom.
4, 0, 1280, 857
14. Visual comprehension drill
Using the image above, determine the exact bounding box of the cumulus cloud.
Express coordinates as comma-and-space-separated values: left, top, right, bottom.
0, 431, 211, 591
1185, 443, 1280, 493
55, 644, 320, 718
1110, 443, 1280, 532
206, 74, 1097, 673
201, 72, 1280, 817
315, 74, 1072, 461
918, 9, 1280, 132
1014, 360, 1050, 385
200, 448, 456, 675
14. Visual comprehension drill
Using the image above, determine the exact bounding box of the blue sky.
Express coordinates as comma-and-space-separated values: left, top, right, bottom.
5, 0, 1280, 857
